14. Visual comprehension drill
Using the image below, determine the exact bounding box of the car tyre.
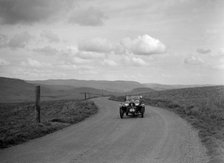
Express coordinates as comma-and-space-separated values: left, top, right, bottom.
140, 107, 145, 118
126, 111, 129, 116
120, 108, 124, 119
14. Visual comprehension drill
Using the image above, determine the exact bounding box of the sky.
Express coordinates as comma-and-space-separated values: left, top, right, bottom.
0, 0, 223, 84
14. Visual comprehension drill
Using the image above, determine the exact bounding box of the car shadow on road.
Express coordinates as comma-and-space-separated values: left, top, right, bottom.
113, 113, 150, 120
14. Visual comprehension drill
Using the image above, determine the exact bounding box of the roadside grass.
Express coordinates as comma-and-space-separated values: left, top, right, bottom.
110, 86, 224, 162
0, 100, 97, 148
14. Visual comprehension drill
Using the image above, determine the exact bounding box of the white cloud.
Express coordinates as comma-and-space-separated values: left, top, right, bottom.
79, 34, 166, 56
0, 34, 7, 48
184, 56, 204, 65
0, 58, 10, 66
76, 51, 106, 59
40, 30, 60, 43
34, 46, 59, 55
72, 57, 91, 64
217, 48, 224, 56
8, 32, 32, 49
77, 65, 97, 75
59, 64, 77, 70
122, 56, 147, 66
21, 58, 52, 68
102, 59, 117, 66
27, 59, 42, 67
132, 57, 147, 66
214, 64, 224, 70
79, 38, 114, 53
122, 35, 166, 55
212, 58, 224, 70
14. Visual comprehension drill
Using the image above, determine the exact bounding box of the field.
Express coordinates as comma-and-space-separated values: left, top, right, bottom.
110, 86, 224, 162
0, 99, 97, 148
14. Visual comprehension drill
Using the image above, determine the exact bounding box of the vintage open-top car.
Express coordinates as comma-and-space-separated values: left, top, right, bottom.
119, 96, 145, 118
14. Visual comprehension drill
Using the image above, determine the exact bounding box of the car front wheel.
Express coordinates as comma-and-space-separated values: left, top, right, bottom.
140, 107, 145, 118
120, 108, 124, 119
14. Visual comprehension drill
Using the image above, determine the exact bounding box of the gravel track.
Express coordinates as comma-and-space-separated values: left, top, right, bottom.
0, 97, 208, 163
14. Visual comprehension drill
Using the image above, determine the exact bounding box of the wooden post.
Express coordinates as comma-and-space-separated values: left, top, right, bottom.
81, 92, 87, 100
35, 86, 41, 123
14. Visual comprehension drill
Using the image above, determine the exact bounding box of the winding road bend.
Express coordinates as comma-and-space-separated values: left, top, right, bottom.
0, 97, 208, 163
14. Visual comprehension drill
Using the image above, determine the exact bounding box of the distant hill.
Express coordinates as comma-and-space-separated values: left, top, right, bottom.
143, 83, 213, 91
0, 77, 115, 103
0, 77, 36, 102
126, 87, 155, 95
28, 79, 143, 92
111, 85, 224, 104
143, 85, 224, 100
1, 77, 219, 103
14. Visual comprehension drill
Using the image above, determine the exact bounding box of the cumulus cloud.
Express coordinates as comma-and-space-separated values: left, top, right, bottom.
0, 32, 33, 49
197, 48, 211, 54
76, 51, 106, 59
79, 34, 166, 56
214, 64, 224, 70
122, 56, 147, 66
8, 32, 32, 49
102, 59, 117, 66
0, 58, 9, 66
184, 56, 204, 65
27, 58, 42, 68
122, 35, 166, 55
40, 30, 60, 43
0, 34, 7, 48
34, 46, 59, 55
0, 0, 74, 24
21, 58, 52, 68
131, 57, 147, 66
72, 57, 91, 64
217, 48, 224, 56
69, 7, 107, 26
79, 38, 114, 53
211, 57, 224, 70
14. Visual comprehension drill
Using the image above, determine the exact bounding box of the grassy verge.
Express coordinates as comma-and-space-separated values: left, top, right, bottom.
0, 99, 97, 148
109, 87, 224, 162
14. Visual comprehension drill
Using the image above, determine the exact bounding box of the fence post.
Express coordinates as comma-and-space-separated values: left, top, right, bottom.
35, 86, 41, 123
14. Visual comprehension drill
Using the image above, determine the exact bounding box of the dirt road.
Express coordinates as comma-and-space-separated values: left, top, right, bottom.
0, 97, 208, 163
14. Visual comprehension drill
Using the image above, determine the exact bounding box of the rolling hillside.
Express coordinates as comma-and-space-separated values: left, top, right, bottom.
1, 76, 216, 103
143, 83, 213, 91
0, 77, 36, 103
29, 79, 213, 92
0, 77, 114, 103
28, 79, 144, 92
125, 87, 155, 95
